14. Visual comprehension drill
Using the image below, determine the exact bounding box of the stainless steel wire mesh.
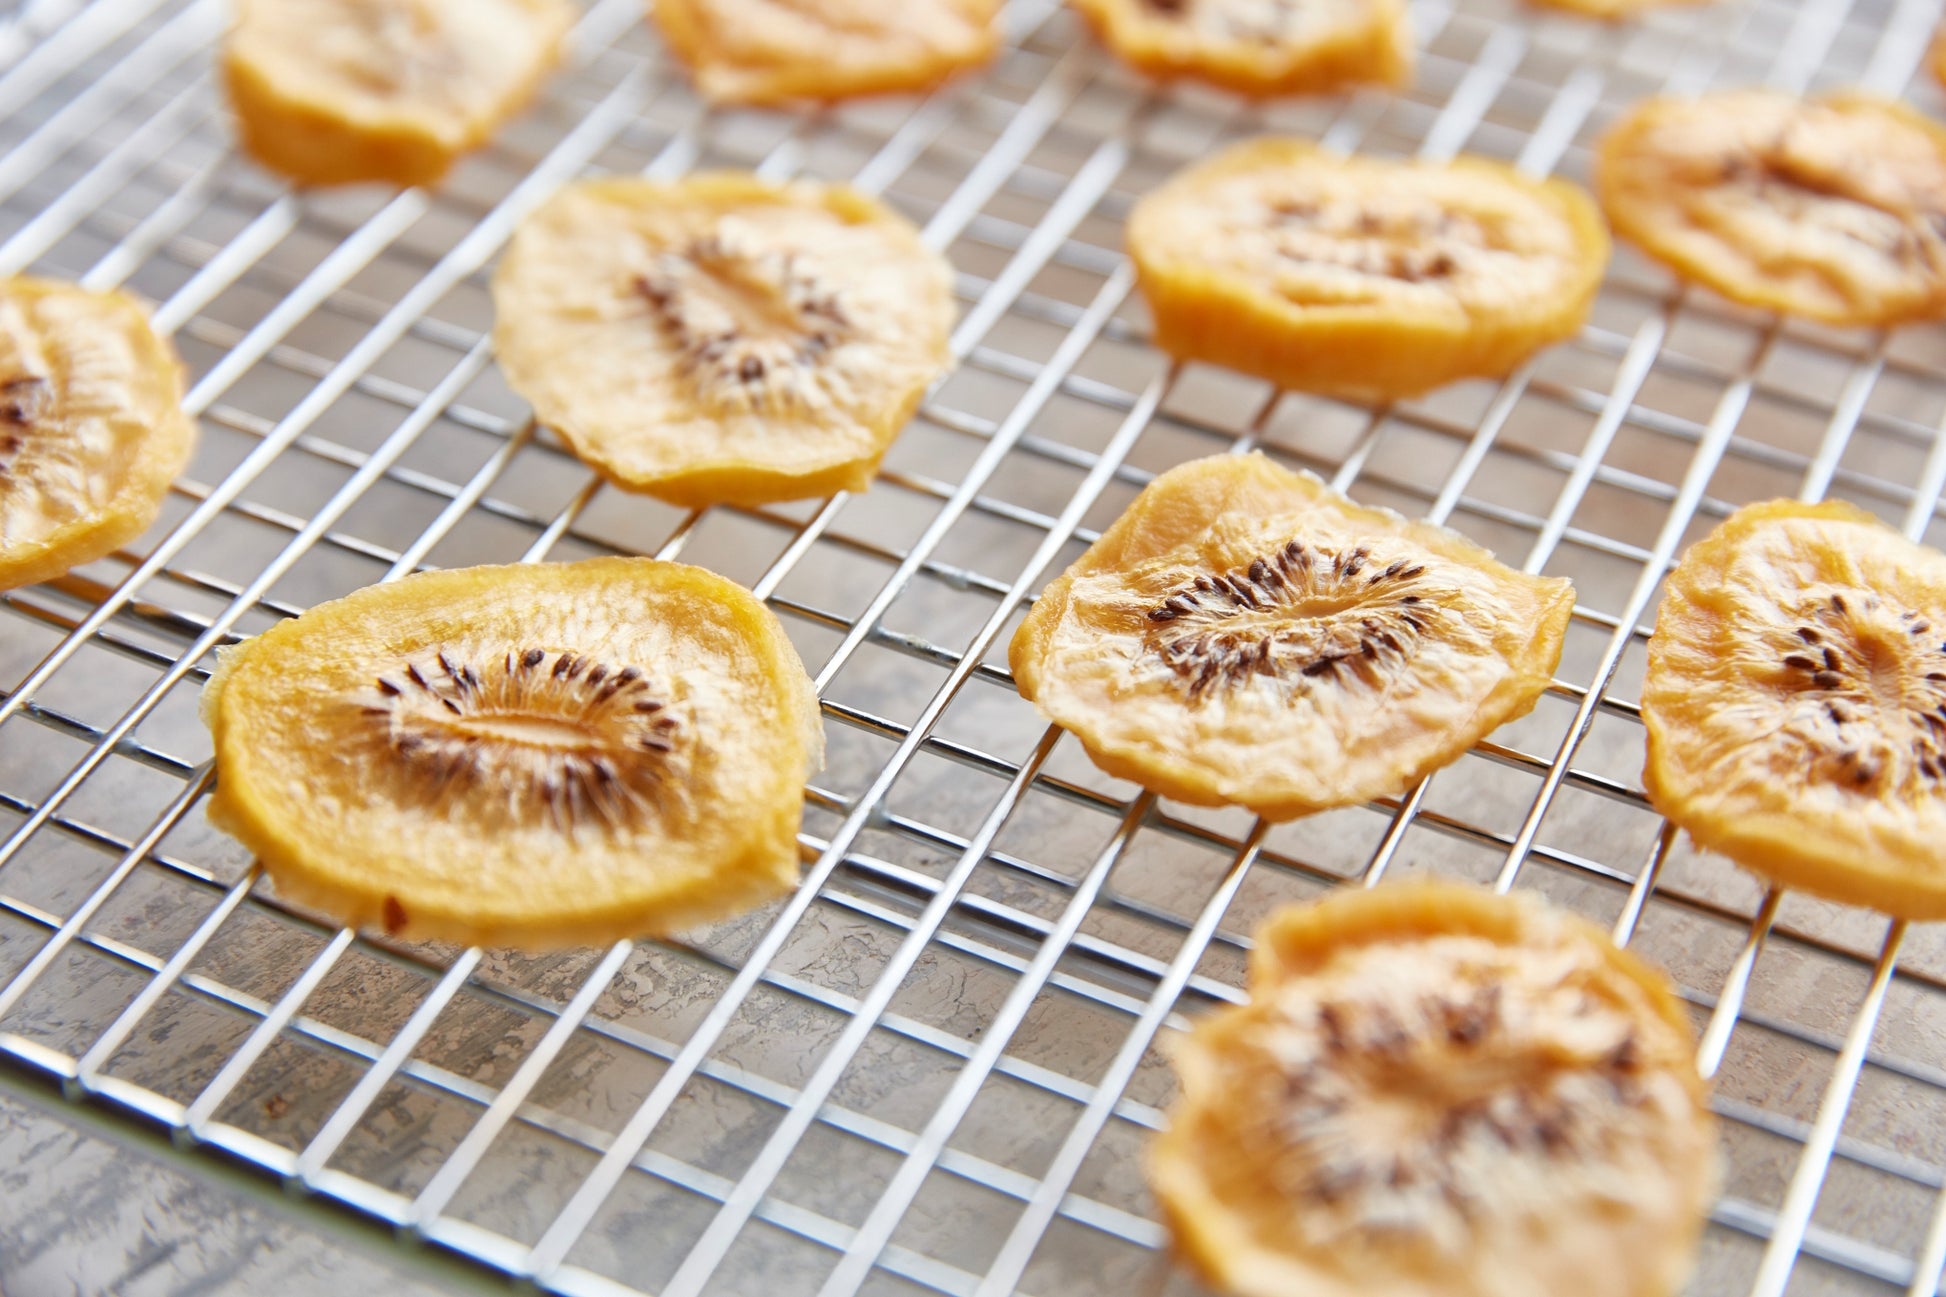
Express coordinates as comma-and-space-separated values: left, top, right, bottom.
1, 0, 1945, 1292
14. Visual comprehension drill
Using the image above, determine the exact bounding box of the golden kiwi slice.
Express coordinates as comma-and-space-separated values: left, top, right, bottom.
202, 558, 823, 949
1152, 881, 1718, 1297
492, 174, 955, 508
650, 0, 1001, 105
0, 277, 194, 593
1008, 453, 1575, 821
1596, 91, 1946, 327
1643, 500, 1946, 919
1069, 0, 1411, 99
224, 0, 573, 188
1128, 138, 1610, 399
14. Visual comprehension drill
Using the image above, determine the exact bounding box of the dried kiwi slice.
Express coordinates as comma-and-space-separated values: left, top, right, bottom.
1128, 138, 1610, 399
492, 174, 955, 508
0, 277, 194, 593
224, 0, 573, 188
1596, 91, 1946, 327
1009, 454, 1575, 820
650, 0, 1000, 104
202, 558, 823, 948
1152, 881, 1718, 1297
1643, 500, 1946, 919
1069, 0, 1411, 99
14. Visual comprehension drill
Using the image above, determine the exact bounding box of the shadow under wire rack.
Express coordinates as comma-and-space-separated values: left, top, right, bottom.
1, 0, 1945, 1293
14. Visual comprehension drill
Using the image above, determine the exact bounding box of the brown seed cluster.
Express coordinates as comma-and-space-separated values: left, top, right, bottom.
1780, 590, 1946, 788
1257, 978, 1647, 1239
0, 370, 95, 517
1145, 539, 1431, 700
1138, 0, 1304, 40
0, 374, 48, 467
364, 645, 681, 832
635, 226, 855, 415
1269, 199, 1472, 282
1717, 143, 1946, 272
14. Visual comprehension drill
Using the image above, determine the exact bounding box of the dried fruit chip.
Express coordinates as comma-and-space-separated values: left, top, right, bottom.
1643, 500, 1946, 919
492, 173, 955, 507
224, 0, 573, 187
202, 558, 824, 949
1152, 881, 1718, 1297
1129, 138, 1609, 398
650, 0, 1000, 104
1070, 0, 1411, 98
1009, 453, 1575, 820
1528, 0, 1708, 18
1596, 90, 1946, 327
0, 277, 195, 593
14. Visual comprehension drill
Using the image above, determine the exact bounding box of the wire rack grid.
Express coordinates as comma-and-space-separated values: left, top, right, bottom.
1, 0, 1946, 1293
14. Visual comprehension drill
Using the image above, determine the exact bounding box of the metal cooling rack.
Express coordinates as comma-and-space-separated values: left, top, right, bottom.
1, 0, 1945, 1292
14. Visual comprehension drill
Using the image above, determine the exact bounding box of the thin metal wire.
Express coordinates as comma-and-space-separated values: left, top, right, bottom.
522, 122, 1149, 1285
24, 21, 1169, 1291
0, 1, 1941, 1296
0, 67, 650, 997
530, 14, 1494, 1284
1751, 922, 1912, 1297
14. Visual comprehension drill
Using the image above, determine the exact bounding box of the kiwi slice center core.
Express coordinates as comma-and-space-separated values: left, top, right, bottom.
1169, 0, 1291, 39
1777, 590, 1946, 787
1257, 957, 1652, 1241
442, 712, 608, 749
0, 367, 97, 525
0, 373, 50, 435
1269, 197, 1487, 283
0, 374, 54, 476
369, 645, 681, 830
1145, 539, 1433, 700
635, 224, 853, 413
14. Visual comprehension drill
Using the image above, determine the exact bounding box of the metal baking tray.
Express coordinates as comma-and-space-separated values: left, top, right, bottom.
1, 0, 1944, 1292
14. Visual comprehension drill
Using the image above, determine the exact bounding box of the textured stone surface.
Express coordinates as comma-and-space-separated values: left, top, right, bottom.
0, 1091, 475, 1297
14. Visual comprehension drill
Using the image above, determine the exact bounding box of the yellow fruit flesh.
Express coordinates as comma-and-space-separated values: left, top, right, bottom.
1128, 138, 1610, 399
1527, 0, 1710, 18
492, 173, 955, 508
650, 0, 1000, 104
0, 277, 194, 593
224, 0, 573, 188
1596, 91, 1946, 327
1152, 882, 1717, 1297
1643, 500, 1946, 919
202, 558, 824, 949
1009, 453, 1575, 820
1069, 0, 1411, 98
